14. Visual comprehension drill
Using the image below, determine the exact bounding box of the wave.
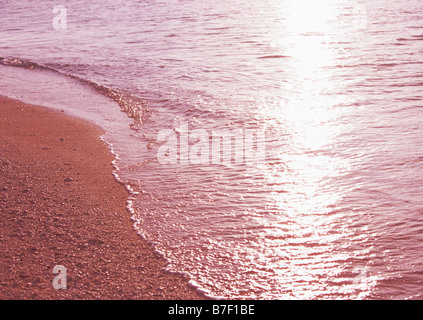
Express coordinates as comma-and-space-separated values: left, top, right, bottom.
0, 57, 150, 130
257, 55, 290, 59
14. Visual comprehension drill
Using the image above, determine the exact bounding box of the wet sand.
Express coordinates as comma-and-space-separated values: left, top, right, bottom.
0, 96, 201, 300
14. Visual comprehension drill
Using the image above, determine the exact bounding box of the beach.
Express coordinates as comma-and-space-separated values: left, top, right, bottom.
2, 0, 423, 300
0, 95, 200, 300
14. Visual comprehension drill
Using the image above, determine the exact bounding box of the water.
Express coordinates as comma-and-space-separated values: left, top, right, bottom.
1, 0, 423, 299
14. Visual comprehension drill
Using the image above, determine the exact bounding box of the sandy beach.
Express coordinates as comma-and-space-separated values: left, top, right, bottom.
0, 96, 201, 300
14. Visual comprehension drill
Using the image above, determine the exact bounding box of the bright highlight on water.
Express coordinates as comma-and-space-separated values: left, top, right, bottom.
1, 0, 423, 299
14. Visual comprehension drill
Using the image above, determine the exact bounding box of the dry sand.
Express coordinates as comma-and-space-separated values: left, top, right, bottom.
0, 96, 201, 300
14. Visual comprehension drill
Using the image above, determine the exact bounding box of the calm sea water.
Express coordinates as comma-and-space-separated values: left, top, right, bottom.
1, 0, 423, 299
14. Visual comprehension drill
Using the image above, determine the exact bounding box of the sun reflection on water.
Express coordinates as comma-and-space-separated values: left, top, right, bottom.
254, 0, 375, 298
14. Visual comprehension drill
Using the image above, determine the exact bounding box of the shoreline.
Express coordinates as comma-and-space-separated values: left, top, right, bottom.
0, 95, 201, 300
